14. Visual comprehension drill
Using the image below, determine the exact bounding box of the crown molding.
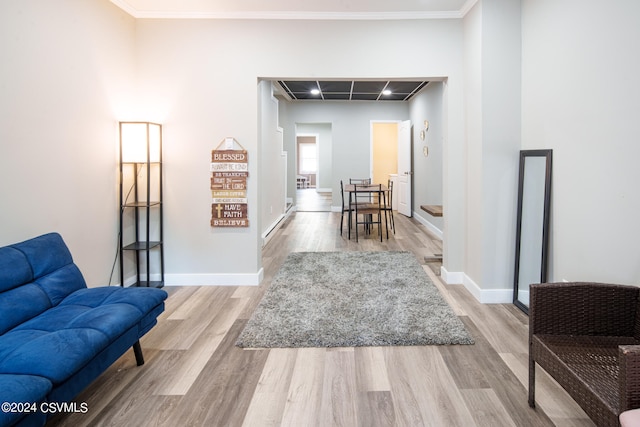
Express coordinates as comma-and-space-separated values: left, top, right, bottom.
460, 0, 480, 17
134, 11, 463, 20
110, 0, 139, 17
110, 0, 477, 20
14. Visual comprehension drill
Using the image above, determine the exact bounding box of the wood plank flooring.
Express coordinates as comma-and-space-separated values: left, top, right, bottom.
296, 189, 332, 212
49, 212, 595, 427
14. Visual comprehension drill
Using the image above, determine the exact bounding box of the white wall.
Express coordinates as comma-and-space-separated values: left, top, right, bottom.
411, 83, 445, 233
462, 2, 484, 289
459, 0, 522, 302
259, 81, 287, 242
0, 0, 136, 286
522, 0, 640, 285
481, 0, 522, 292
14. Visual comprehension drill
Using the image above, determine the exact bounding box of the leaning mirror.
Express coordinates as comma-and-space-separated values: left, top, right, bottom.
513, 149, 552, 314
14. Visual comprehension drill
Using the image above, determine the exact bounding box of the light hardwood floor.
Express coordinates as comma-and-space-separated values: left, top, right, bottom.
50, 212, 595, 427
296, 188, 333, 212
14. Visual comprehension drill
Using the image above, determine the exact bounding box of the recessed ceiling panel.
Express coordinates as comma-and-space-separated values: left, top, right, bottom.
319, 81, 352, 93
278, 80, 428, 102
281, 81, 318, 93
382, 93, 410, 101
386, 81, 426, 93
352, 81, 387, 93
323, 93, 351, 100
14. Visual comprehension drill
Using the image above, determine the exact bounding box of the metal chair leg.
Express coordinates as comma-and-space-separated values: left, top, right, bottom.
133, 340, 145, 366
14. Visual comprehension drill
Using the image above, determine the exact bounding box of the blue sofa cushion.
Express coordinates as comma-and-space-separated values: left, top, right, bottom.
0, 287, 166, 384
58, 287, 167, 316
0, 329, 112, 384
0, 283, 51, 336
11, 233, 87, 305
0, 233, 87, 335
10, 232, 74, 280
0, 247, 33, 292
0, 374, 51, 427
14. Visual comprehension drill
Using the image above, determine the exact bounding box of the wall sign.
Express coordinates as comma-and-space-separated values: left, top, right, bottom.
210, 138, 249, 227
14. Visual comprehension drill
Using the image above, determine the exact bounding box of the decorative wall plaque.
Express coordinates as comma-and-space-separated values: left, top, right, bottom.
210, 138, 249, 227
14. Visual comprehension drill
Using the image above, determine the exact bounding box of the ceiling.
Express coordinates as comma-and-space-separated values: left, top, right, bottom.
277, 80, 429, 102
109, 1, 466, 103
110, 0, 476, 19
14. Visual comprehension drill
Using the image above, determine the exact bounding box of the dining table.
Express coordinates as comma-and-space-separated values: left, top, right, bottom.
343, 183, 389, 240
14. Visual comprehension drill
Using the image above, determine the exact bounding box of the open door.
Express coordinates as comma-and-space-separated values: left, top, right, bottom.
397, 120, 412, 217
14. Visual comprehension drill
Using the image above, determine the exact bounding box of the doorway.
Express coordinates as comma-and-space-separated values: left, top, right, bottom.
296, 135, 317, 189
371, 122, 398, 186
296, 127, 333, 212
370, 120, 412, 217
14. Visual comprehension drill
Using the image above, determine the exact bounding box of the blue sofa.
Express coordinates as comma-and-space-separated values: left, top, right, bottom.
0, 233, 167, 427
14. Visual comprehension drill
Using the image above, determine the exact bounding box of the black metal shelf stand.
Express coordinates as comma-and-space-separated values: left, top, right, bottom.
118, 122, 164, 288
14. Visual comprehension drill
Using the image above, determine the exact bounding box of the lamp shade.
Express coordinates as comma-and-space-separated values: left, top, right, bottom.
120, 122, 162, 163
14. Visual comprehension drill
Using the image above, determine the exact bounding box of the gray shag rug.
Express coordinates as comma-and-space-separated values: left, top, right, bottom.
236, 251, 474, 348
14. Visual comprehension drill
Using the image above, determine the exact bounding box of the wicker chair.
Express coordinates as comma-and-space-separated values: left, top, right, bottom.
529, 282, 640, 427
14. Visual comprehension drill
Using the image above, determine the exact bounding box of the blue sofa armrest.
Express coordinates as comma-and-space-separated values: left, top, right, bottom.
0, 374, 51, 427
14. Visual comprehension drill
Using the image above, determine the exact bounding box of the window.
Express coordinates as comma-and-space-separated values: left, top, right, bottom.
298, 141, 317, 174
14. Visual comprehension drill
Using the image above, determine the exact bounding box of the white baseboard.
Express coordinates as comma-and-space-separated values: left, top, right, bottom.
440, 266, 464, 284
263, 214, 285, 240
440, 266, 512, 304
412, 211, 443, 240
165, 269, 263, 286
316, 187, 332, 193
122, 275, 139, 287
263, 208, 294, 247
121, 273, 163, 287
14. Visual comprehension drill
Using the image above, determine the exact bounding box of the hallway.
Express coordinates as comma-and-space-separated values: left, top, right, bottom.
295, 188, 332, 212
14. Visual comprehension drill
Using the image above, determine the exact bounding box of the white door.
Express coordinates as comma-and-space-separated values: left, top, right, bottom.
397, 120, 412, 217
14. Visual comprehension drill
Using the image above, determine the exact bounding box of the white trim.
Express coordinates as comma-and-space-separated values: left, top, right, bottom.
461, 274, 483, 303
110, 0, 138, 17
122, 273, 162, 287
165, 270, 264, 286
441, 266, 464, 285
316, 187, 332, 193
476, 287, 513, 304
460, 0, 480, 17
440, 267, 512, 304
262, 214, 286, 246
262, 204, 295, 247
110, 4, 467, 20
331, 205, 342, 213
412, 210, 443, 240
122, 275, 139, 287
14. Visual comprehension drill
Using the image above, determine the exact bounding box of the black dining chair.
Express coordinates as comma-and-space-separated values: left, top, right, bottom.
353, 184, 383, 242
349, 178, 373, 206
349, 178, 371, 185
339, 180, 353, 238
381, 179, 395, 236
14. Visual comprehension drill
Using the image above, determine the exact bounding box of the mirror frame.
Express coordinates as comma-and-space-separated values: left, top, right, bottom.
513, 149, 552, 314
